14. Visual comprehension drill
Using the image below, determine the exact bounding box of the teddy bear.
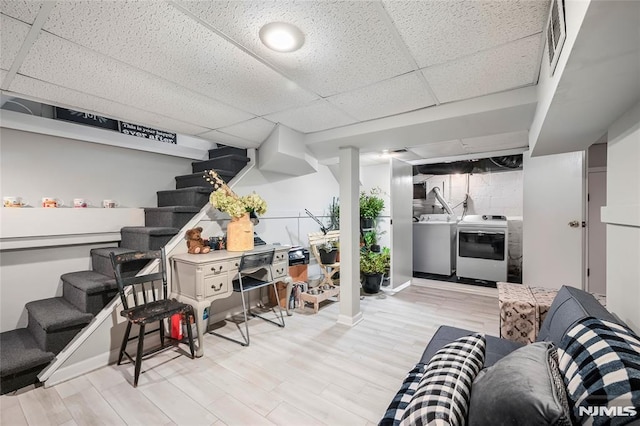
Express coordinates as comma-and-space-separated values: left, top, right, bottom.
185, 227, 211, 254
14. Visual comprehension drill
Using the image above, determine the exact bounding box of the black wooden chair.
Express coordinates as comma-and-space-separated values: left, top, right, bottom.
110, 248, 195, 387
210, 248, 285, 346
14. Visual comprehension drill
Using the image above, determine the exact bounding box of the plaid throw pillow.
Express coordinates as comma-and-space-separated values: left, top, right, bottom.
379, 363, 427, 426
400, 333, 486, 426
559, 318, 640, 426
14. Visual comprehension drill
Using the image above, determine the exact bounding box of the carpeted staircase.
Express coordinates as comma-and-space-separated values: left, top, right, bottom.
0, 146, 249, 394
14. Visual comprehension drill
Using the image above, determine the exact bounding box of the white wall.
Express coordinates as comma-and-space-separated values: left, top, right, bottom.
603, 101, 640, 333
360, 162, 392, 249
0, 127, 194, 331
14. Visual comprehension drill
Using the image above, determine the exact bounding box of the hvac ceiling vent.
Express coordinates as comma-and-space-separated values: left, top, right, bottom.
546, 0, 566, 75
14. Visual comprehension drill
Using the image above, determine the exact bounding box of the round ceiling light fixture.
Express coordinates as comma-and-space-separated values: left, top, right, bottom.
259, 22, 305, 53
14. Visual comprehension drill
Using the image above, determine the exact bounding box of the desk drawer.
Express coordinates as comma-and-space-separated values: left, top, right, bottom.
272, 261, 288, 279
274, 251, 288, 263
204, 274, 229, 298
203, 261, 228, 277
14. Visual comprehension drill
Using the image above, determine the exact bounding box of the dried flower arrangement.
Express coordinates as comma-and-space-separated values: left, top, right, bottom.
204, 170, 267, 219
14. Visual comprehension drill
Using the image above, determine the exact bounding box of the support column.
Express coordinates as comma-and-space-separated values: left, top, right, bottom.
337, 146, 363, 326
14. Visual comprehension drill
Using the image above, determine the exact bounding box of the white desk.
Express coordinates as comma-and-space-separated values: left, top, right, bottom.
171, 245, 291, 356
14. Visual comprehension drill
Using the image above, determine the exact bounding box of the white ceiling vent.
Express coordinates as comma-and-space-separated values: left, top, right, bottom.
546, 0, 566, 75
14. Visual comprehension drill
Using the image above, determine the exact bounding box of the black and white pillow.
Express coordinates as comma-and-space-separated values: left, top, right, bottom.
400, 333, 486, 426
559, 318, 640, 426
379, 363, 427, 426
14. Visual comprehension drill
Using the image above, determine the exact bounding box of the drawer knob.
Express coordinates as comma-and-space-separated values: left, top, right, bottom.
211, 283, 223, 291
210, 265, 223, 272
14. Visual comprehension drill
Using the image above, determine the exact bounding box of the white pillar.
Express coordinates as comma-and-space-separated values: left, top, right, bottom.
337, 146, 363, 326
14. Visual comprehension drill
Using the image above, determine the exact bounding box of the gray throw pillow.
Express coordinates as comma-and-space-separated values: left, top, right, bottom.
468, 341, 571, 426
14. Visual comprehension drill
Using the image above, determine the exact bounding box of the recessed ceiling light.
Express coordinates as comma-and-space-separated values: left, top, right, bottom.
259, 22, 305, 53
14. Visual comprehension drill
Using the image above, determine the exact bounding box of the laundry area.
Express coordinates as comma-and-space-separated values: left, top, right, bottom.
412, 155, 523, 286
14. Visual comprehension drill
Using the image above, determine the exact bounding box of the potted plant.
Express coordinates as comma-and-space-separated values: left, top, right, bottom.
318, 241, 338, 265
362, 230, 381, 253
360, 250, 387, 294
359, 188, 385, 229
328, 197, 339, 231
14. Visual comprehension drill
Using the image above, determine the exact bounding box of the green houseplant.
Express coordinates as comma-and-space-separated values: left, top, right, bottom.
359, 188, 385, 229
360, 249, 389, 293
318, 240, 338, 265
327, 196, 339, 231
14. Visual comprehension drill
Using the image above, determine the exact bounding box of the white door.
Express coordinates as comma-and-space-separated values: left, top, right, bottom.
522, 150, 585, 289
390, 158, 413, 289
587, 170, 607, 294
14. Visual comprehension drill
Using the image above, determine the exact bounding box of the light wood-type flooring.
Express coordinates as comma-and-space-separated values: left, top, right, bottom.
1, 279, 499, 426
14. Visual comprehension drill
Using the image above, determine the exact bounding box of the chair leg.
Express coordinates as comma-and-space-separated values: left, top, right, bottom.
118, 322, 132, 365
133, 324, 145, 387
159, 319, 165, 347
186, 311, 195, 358
240, 289, 250, 346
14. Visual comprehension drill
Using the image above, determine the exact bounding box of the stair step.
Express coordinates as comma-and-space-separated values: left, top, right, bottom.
192, 155, 250, 174
208, 146, 247, 159
90, 247, 137, 277
120, 226, 179, 251
61, 271, 118, 315
175, 170, 234, 189
144, 206, 201, 228
0, 329, 55, 395
157, 186, 212, 208
26, 297, 93, 354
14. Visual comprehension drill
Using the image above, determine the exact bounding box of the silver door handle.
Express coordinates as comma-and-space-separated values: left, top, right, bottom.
568, 220, 580, 228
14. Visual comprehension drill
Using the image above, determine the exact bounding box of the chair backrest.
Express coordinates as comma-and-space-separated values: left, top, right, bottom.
308, 230, 340, 265
238, 249, 275, 273
110, 249, 166, 310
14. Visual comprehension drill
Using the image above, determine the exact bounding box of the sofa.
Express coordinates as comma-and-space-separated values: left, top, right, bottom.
380, 286, 640, 426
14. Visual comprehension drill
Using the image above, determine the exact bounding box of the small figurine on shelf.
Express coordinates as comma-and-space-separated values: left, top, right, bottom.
185, 227, 211, 254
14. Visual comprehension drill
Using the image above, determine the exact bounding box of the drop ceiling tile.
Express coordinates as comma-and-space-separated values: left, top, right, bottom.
422, 35, 543, 104
18, 32, 254, 130
9, 74, 210, 135
216, 118, 276, 144
0, 0, 43, 24
461, 130, 529, 150
327, 72, 435, 121
408, 140, 466, 158
0, 15, 30, 71
178, 1, 414, 97
41, 1, 318, 116
384, 0, 549, 67
264, 99, 358, 134
197, 129, 259, 149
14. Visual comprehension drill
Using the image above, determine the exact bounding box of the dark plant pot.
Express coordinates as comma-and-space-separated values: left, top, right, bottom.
362, 273, 383, 294
370, 244, 381, 253
360, 218, 374, 229
319, 250, 338, 265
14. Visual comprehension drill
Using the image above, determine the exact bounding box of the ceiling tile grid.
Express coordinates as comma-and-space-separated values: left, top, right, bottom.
422, 35, 544, 104
17, 31, 255, 130
327, 71, 436, 121
0, 14, 30, 72
9, 74, 211, 136
215, 117, 276, 144
178, 0, 415, 97
0, 1, 43, 25
41, 1, 318, 117
265, 99, 358, 134
408, 139, 467, 159
196, 129, 258, 149
383, 0, 549, 68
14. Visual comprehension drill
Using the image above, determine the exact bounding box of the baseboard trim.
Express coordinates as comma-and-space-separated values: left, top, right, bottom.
336, 312, 364, 327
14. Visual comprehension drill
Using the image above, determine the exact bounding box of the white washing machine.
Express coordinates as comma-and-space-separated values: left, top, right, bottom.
413, 214, 457, 276
456, 215, 509, 282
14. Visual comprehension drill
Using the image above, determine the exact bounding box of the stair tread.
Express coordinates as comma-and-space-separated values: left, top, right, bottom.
192, 156, 250, 173
25, 298, 93, 332
208, 146, 247, 158
0, 329, 55, 377
61, 271, 116, 294
144, 206, 201, 213
157, 186, 212, 194
90, 247, 135, 258
121, 226, 179, 235
175, 170, 235, 179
